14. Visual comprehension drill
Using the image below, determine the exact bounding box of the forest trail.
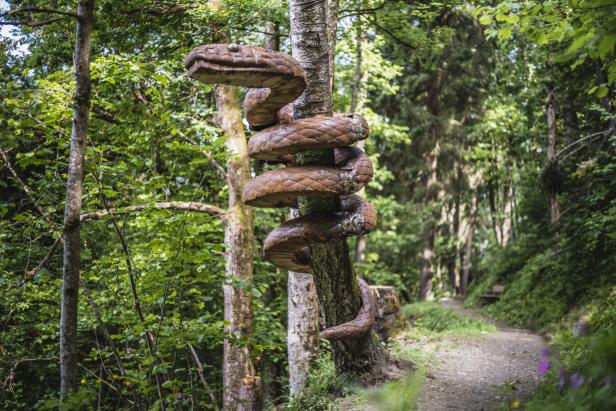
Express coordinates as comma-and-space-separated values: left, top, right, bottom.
414, 298, 546, 411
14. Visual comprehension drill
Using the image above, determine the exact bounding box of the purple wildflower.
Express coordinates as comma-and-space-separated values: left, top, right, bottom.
605, 375, 613, 388
559, 367, 567, 387
570, 372, 584, 389
537, 348, 550, 376
177, 390, 184, 400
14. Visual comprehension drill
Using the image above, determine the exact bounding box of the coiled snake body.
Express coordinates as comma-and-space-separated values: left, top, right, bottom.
185, 44, 377, 340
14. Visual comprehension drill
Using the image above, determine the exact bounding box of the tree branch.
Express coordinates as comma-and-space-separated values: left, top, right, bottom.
80, 201, 226, 222
0, 16, 66, 26
180, 135, 228, 179
0, 7, 79, 19
188, 343, 218, 405
0, 149, 45, 216
24, 236, 62, 279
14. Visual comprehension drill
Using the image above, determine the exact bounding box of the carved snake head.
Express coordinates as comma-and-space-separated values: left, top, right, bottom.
184, 44, 305, 89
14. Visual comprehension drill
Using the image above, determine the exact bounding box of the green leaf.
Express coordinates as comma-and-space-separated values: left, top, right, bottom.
595, 86, 609, 98
598, 35, 616, 58
498, 28, 513, 41
567, 32, 595, 53
479, 15, 493, 25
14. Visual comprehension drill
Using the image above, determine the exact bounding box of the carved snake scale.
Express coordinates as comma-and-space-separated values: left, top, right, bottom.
185, 44, 377, 340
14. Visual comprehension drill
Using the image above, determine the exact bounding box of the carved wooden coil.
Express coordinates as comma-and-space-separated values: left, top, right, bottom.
185, 44, 377, 340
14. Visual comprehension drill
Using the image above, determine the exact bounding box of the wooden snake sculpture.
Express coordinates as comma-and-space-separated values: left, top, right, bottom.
185, 44, 377, 340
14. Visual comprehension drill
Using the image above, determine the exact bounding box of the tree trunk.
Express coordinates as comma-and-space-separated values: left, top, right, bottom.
448, 191, 460, 294
546, 91, 561, 225
350, 7, 368, 264
461, 175, 479, 295
216, 83, 259, 411
287, 266, 320, 395
501, 161, 514, 246
209, 2, 258, 408
60, 0, 94, 400
267, 17, 321, 393
288, 0, 385, 375
487, 176, 501, 246
325, 0, 340, 92
418, 142, 439, 301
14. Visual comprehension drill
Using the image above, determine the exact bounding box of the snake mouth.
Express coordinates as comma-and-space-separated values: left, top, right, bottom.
185, 44, 303, 89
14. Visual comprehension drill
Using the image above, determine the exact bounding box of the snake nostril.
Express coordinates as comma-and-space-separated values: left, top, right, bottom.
228, 44, 240, 52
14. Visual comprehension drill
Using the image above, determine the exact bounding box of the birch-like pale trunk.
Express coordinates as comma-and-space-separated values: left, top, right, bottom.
287, 265, 319, 394
289, 0, 385, 374
60, 0, 94, 400
269, 17, 322, 392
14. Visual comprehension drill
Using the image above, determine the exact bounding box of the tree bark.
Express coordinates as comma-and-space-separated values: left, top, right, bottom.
546, 91, 561, 225
288, 0, 385, 375
287, 264, 320, 395
209, 1, 258, 408
216, 83, 259, 411
260, 22, 322, 397
60, 0, 94, 400
325, 0, 340, 92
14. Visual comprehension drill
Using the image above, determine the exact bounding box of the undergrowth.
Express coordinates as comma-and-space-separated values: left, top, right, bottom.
286, 351, 352, 411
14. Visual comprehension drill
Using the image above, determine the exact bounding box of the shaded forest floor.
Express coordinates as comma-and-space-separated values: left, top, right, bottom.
342, 298, 546, 410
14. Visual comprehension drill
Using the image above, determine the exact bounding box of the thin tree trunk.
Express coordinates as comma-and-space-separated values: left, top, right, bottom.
209, 2, 258, 408
461, 186, 478, 295
546, 91, 561, 225
448, 190, 460, 294
60, 0, 94, 400
325, 0, 340, 92
487, 177, 501, 245
501, 161, 514, 246
287, 261, 320, 394
262, 20, 322, 395
350, 7, 368, 264
418, 142, 439, 301
289, 0, 385, 375
217, 83, 259, 411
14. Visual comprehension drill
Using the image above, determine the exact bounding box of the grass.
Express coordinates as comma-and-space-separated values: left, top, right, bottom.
402, 301, 496, 338
354, 370, 425, 411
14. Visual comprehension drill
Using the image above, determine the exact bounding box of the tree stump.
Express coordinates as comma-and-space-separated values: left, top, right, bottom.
370, 286, 403, 341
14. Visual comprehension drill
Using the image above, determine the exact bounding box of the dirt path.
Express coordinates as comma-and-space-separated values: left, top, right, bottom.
415, 298, 546, 411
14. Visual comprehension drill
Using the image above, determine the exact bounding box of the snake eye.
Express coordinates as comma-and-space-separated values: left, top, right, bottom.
228, 44, 240, 52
